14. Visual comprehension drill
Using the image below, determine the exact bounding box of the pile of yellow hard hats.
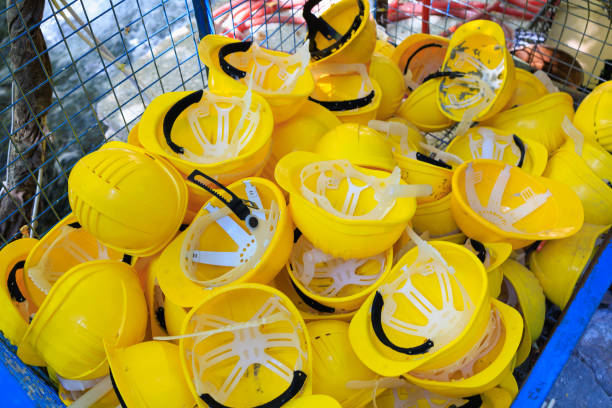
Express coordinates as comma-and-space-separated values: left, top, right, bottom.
1, 6, 610, 406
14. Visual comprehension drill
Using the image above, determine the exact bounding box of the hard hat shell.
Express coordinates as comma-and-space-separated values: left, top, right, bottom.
284, 394, 342, 408
444, 126, 548, 176
138, 89, 273, 186
462, 238, 512, 299
68, 141, 188, 257
375, 39, 395, 59
369, 53, 406, 120
106, 341, 195, 408
393, 148, 454, 204
307, 320, 379, 407
309, 65, 383, 125
391, 33, 449, 91
573, 80, 612, 149
530, 223, 610, 309
349, 241, 489, 376
498, 259, 545, 365
397, 79, 455, 132
261, 101, 341, 181
23, 213, 126, 308
503, 68, 549, 110
179, 283, 312, 407
451, 159, 584, 249
410, 194, 459, 237
438, 20, 516, 122
482, 92, 575, 152
198, 35, 314, 123
287, 234, 393, 313
275, 151, 419, 258
156, 177, 293, 308
127, 122, 142, 147
573, 137, 612, 183
543, 139, 612, 225
17, 260, 147, 380
304, 0, 376, 66
404, 299, 523, 398
497, 370, 518, 399
387, 116, 427, 148
273, 267, 357, 322
57, 379, 120, 408
365, 382, 480, 408
0, 238, 38, 347
314, 123, 396, 172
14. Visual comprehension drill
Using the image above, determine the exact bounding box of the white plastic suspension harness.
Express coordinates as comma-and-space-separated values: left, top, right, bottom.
368, 120, 422, 155
308, 63, 376, 112
290, 235, 386, 298
468, 128, 526, 168
181, 178, 278, 287
162, 86, 261, 163
172, 295, 308, 407
464, 163, 551, 233
371, 227, 474, 356
299, 160, 432, 220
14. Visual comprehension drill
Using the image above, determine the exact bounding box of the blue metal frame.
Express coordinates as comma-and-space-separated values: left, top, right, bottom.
512, 241, 612, 407
191, 0, 215, 38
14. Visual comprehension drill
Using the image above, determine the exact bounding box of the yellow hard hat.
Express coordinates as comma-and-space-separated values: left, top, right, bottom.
198, 35, 314, 123
179, 283, 312, 407
156, 176, 293, 308
261, 100, 341, 181
314, 123, 396, 172
68, 141, 188, 257
287, 233, 393, 313
543, 138, 612, 225
369, 53, 406, 119
391, 33, 449, 92
503, 68, 548, 110
530, 223, 610, 309
309, 63, 382, 124
349, 231, 489, 376
284, 394, 342, 408
380, 117, 427, 148
126, 122, 141, 147
451, 159, 584, 249
273, 266, 357, 322
573, 80, 612, 150
410, 194, 459, 237
304, 0, 376, 65
23, 213, 127, 308
498, 259, 545, 365
0, 238, 38, 347
482, 92, 575, 152
275, 151, 429, 258
56, 377, 120, 408
375, 39, 395, 59
405, 299, 523, 398
438, 20, 516, 122
138, 88, 273, 186
463, 238, 512, 298
308, 320, 379, 407
365, 380, 481, 408
444, 126, 548, 176
106, 341, 195, 408
17, 260, 147, 380
396, 79, 455, 132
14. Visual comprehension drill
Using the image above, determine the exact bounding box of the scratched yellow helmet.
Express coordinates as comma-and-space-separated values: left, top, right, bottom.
530, 223, 610, 310
503, 68, 548, 110
451, 159, 584, 249
309, 63, 382, 124
391, 33, 449, 92
314, 123, 396, 172
573, 80, 612, 150
284, 395, 342, 408
275, 151, 429, 258
17, 260, 147, 379
106, 341, 195, 408
438, 20, 516, 122
349, 230, 489, 376
482, 92, 575, 152
179, 283, 312, 407
23, 213, 126, 309
308, 320, 380, 407
198, 35, 314, 123
369, 53, 406, 119
396, 79, 455, 132
445, 126, 548, 176
405, 299, 523, 398
498, 259, 545, 365
156, 176, 293, 308
303, 0, 376, 65
68, 141, 188, 257
0, 238, 38, 347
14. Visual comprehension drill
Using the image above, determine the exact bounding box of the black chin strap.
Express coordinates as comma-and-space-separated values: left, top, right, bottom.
7, 260, 26, 303
290, 280, 335, 314
468, 239, 487, 263
451, 395, 483, 408
218, 41, 252, 80
416, 152, 452, 169
162, 89, 204, 154
308, 90, 375, 112
512, 134, 526, 168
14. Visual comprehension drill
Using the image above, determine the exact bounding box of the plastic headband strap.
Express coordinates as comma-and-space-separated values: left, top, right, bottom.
309, 63, 375, 111
471, 128, 526, 168
218, 41, 251, 80
404, 43, 444, 75
303, 0, 364, 61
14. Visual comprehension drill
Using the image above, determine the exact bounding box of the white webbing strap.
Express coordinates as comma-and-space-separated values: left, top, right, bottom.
561, 115, 584, 156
